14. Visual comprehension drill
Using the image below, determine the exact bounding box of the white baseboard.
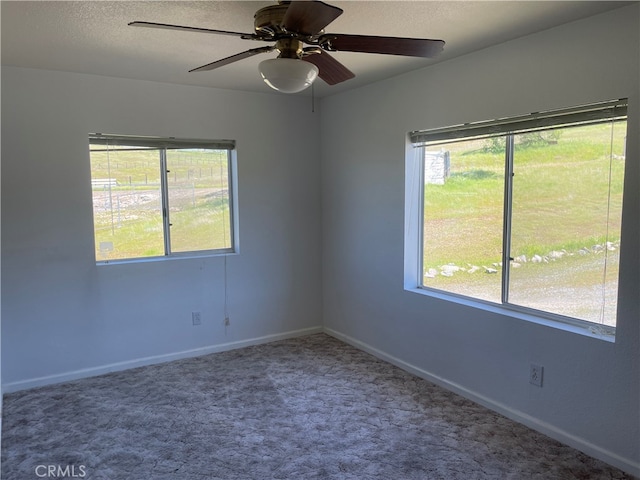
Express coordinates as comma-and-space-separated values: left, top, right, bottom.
2, 326, 323, 394
323, 327, 640, 478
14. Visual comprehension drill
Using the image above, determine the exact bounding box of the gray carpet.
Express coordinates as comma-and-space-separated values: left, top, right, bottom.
1, 333, 634, 479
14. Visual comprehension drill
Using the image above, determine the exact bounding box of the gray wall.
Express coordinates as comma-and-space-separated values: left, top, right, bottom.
1, 68, 323, 389
320, 5, 639, 475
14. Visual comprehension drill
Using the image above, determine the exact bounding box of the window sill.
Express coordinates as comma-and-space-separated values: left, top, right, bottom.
96, 250, 238, 266
404, 286, 616, 343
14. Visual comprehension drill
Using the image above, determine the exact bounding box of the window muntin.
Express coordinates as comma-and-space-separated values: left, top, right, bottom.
89, 135, 236, 262
413, 100, 627, 331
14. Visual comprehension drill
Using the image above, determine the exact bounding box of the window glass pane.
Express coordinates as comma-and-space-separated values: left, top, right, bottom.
508, 121, 626, 326
167, 149, 232, 253
90, 147, 164, 260
422, 139, 504, 302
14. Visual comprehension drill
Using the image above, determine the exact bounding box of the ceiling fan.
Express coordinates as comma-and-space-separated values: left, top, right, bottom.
129, 0, 445, 93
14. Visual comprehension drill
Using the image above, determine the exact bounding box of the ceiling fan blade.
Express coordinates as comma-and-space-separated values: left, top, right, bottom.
282, 1, 343, 36
320, 34, 445, 58
302, 51, 354, 86
190, 46, 275, 72
129, 21, 257, 39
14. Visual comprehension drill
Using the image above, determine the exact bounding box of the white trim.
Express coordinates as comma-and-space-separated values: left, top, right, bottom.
96, 250, 239, 266
323, 327, 639, 478
403, 139, 423, 290
405, 286, 615, 342
229, 148, 240, 254
2, 326, 323, 394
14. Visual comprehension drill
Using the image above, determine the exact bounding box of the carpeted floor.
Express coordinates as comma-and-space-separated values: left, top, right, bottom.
1, 333, 635, 479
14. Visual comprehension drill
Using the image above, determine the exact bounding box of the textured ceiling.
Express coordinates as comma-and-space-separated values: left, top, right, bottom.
1, 1, 633, 97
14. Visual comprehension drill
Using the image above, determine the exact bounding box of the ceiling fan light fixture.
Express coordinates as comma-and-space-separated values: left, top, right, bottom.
258, 58, 319, 93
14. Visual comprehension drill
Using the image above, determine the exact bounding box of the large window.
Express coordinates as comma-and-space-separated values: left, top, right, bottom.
89, 134, 237, 263
407, 99, 627, 333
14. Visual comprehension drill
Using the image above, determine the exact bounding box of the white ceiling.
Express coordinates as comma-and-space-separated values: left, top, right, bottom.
1, 1, 633, 97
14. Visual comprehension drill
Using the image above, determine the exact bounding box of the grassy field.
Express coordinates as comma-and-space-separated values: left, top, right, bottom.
90, 147, 232, 260
422, 121, 626, 326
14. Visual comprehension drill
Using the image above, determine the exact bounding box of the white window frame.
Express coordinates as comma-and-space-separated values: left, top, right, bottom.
404, 99, 628, 341
89, 134, 239, 264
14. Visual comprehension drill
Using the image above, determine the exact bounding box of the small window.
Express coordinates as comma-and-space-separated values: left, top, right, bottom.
89, 134, 237, 263
407, 99, 627, 333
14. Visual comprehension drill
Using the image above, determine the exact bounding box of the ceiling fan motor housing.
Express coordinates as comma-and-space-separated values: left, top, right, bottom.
254, 4, 290, 37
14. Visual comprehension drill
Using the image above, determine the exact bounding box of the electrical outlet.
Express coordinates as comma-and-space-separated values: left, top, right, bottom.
224, 317, 230, 327
529, 364, 543, 387
192, 312, 202, 326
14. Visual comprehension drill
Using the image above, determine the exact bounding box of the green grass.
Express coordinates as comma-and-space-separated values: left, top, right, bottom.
423, 122, 625, 268
421, 121, 626, 324
93, 195, 231, 260
90, 148, 229, 188
90, 147, 232, 260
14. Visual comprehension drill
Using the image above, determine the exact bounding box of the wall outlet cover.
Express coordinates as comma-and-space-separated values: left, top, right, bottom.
530, 364, 543, 387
